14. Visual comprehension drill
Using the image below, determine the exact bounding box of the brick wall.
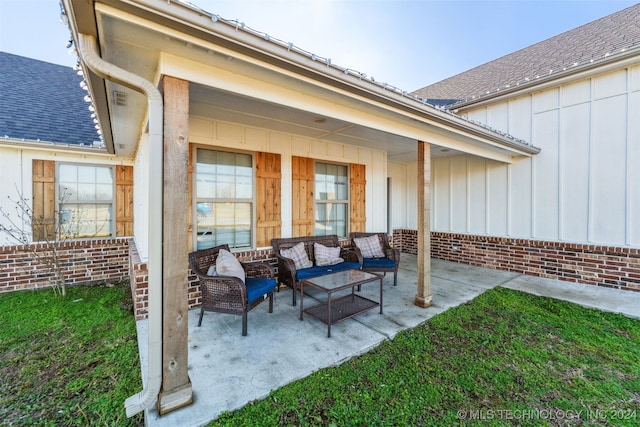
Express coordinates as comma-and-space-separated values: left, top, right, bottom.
128, 240, 149, 321
2, 239, 279, 320
393, 229, 640, 292
393, 229, 418, 255
7, 232, 638, 321
0, 238, 130, 293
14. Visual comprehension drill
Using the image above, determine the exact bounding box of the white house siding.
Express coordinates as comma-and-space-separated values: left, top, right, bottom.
388, 161, 419, 231
427, 64, 640, 248
0, 149, 26, 244
388, 161, 408, 230
132, 133, 150, 260
187, 116, 388, 244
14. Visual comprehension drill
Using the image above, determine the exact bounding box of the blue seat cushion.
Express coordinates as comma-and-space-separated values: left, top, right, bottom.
245, 278, 276, 304
295, 262, 361, 281
363, 257, 397, 269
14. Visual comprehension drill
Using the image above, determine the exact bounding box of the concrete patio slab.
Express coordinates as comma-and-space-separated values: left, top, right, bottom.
501, 273, 640, 319
135, 255, 640, 427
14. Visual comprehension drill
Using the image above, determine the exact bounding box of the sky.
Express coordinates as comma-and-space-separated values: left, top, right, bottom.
0, 0, 637, 91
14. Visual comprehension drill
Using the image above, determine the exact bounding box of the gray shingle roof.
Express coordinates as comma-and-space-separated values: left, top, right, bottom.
0, 52, 100, 145
412, 3, 640, 104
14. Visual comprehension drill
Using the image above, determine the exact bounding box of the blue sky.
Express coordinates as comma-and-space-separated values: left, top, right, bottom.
0, 0, 637, 91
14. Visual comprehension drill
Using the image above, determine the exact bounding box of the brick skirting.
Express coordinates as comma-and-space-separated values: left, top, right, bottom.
0, 238, 130, 293
392, 229, 418, 255
0, 238, 279, 320
128, 240, 149, 320
9, 232, 635, 321
393, 229, 640, 292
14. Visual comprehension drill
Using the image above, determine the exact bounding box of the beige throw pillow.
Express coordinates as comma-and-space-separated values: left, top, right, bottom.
216, 249, 246, 283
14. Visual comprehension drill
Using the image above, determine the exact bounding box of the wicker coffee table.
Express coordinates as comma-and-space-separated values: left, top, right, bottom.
300, 269, 383, 337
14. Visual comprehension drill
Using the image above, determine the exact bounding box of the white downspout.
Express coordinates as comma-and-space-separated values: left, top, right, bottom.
76, 34, 163, 417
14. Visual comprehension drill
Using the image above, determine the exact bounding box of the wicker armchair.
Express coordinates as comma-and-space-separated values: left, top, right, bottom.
188, 244, 277, 336
350, 232, 400, 286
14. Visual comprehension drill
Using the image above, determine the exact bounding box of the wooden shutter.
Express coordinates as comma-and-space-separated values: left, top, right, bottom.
255, 152, 281, 247
350, 163, 366, 233
32, 159, 56, 241
115, 165, 134, 237
291, 156, 315, 237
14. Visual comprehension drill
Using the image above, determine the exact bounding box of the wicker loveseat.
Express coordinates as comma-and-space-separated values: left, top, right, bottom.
188, 244, 277, 336
271, 235, 362, 306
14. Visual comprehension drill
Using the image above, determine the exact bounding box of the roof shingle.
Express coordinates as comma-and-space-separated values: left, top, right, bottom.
0, 52, 99, 145
412, 4, 640, 104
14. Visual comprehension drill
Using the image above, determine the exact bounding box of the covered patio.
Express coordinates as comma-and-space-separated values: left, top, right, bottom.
134, 255, 640, 427
59, 0, 536, 418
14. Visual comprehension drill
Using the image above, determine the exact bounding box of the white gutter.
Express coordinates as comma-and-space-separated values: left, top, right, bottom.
76, 34, 163, 418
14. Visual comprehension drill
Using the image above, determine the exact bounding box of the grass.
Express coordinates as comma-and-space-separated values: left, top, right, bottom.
209, 287, 640, 426
0, 282, 143, 426
1, 285, 638, 426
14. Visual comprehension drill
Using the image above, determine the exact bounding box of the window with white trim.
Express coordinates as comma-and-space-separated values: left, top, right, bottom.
195, 148, 253, 249
314, 162, 348, 238
57, 164, 114, 238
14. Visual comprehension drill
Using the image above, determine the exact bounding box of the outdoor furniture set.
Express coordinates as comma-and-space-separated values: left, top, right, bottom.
188, 233, 400, 336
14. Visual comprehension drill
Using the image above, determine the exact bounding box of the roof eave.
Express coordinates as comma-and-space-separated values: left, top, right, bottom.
62, 0, 116, 155
446, 47, 640, 111
0, 137, 115, 155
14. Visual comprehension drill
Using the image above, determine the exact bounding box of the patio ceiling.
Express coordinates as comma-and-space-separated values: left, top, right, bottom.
189, 83, 447, 163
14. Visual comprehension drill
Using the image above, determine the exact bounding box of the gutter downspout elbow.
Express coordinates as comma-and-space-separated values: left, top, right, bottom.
77, 33, 163, 418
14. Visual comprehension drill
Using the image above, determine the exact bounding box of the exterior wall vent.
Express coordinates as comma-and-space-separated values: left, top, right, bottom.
113, 91, 127, 106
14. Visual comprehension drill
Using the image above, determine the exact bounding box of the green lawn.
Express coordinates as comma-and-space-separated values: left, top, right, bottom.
210, 287, 640, 427
0, 283, 143, 426
1, 285, 638, 427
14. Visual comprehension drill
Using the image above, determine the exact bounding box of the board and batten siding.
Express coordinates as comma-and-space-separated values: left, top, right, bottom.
186, 116, 386, 247
428, 65, 639, 247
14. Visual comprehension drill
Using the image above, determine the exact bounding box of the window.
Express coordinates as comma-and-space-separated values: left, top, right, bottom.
195, 149, 253, 249
57, 164, 114, 238
314, 162, 348, 238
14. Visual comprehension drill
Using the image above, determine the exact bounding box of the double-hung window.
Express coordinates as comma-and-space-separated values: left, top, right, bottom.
314, 162, 348, 238
57, 164, 114, 238
195, 149, 253, 249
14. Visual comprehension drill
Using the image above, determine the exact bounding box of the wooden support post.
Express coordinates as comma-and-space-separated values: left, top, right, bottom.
415, 141, 433, 308
158, 76, 193, 414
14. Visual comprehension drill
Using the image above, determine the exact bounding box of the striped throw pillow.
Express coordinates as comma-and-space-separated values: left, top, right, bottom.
354, 235, 385, 258
281, 242, 313, 270
314, 243, 343, 266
